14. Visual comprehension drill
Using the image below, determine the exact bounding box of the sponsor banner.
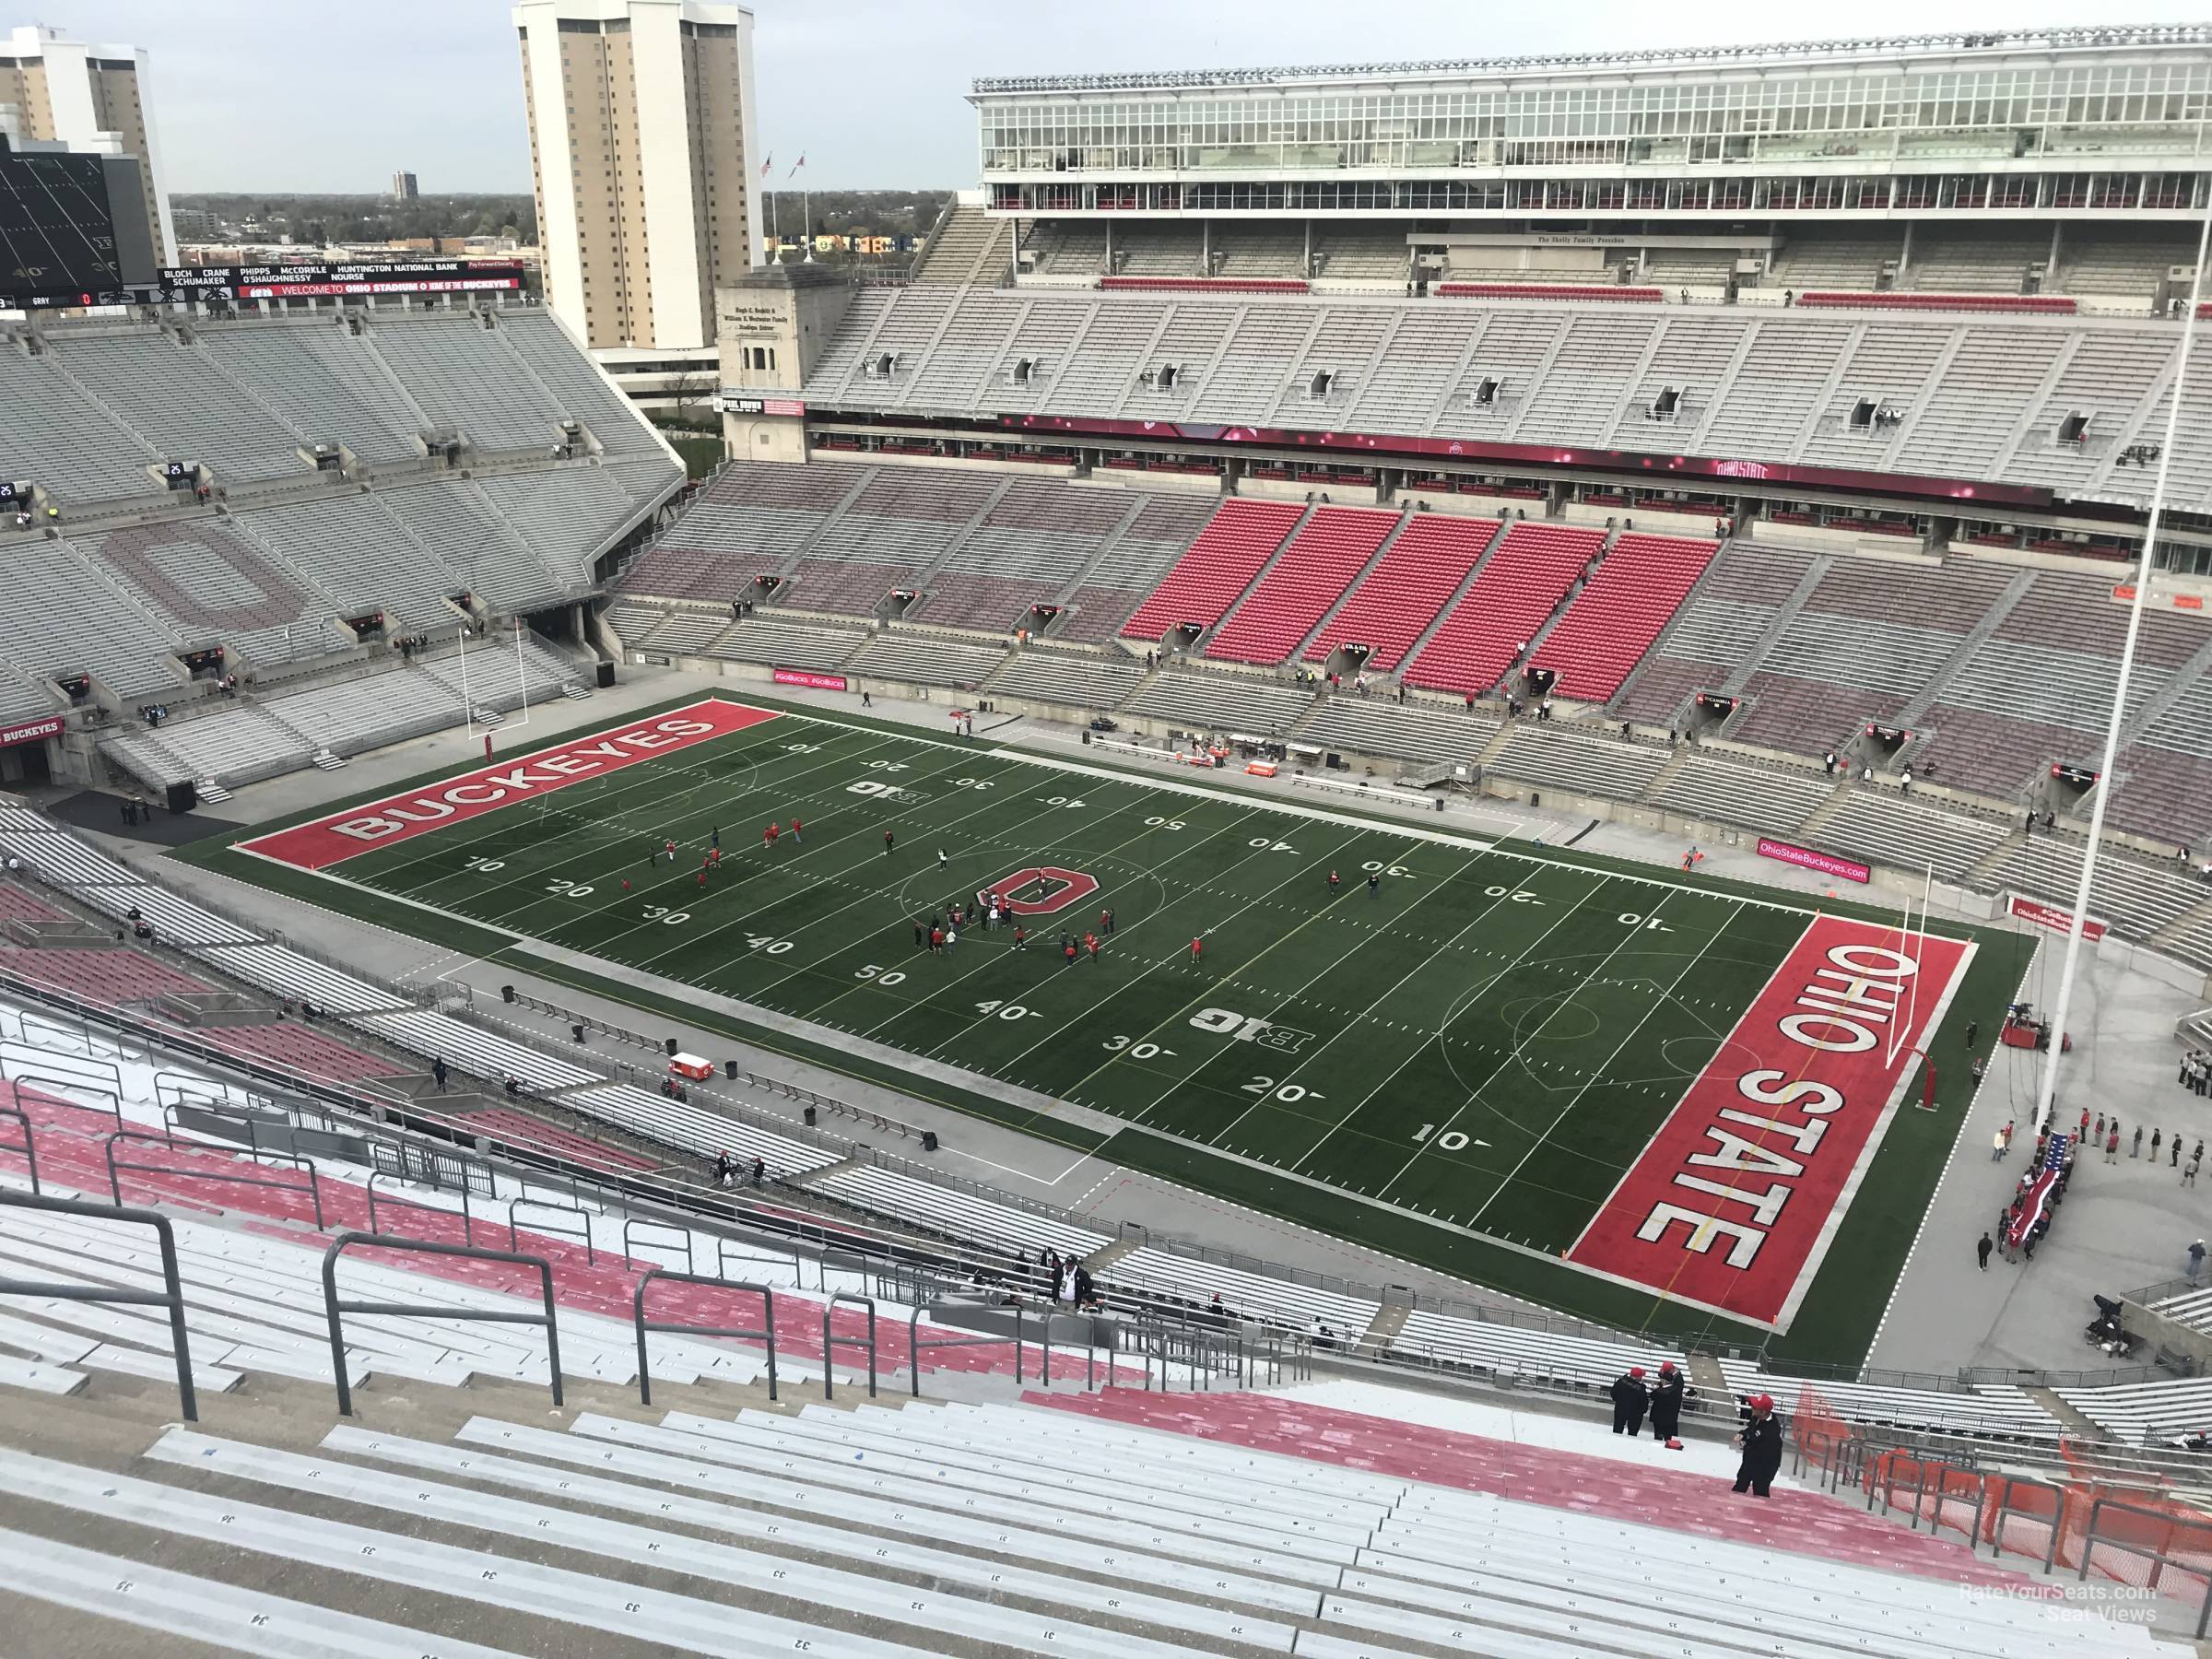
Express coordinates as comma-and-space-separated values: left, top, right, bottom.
717, 394, 806, 417
1757, 838, 1870, 884
0, 714, 64, 749
239, 700, 776, 871
2007, 893, 2108, 943
772, 667, 848, 692
1567, 913, 1974, 1330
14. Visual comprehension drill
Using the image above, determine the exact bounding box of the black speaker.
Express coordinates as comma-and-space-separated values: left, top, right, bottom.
500, 984, 516, 1003
724, 1059, 739, 1079
803, 1105, 817, 1127
595, 660, 616, 688
165, 780, 197, 814
665, 1037, 679, 1056
921, 1130, 938, 1152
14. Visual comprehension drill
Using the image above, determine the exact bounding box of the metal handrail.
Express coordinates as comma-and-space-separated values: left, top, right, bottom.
633, 1269, 777, 1406
104, 1128, 325, 1230
322, 1230, 561, 1418
0, 1188, 195, 1419
823, 1291, 877, 1399
2078, 1495, 2212, 1637
364, 1168, 474, 1245
715, 1234, 801, 1288
0, 1102, 38, 1193
0, 1053, 124, 1131
152, 1069, 243, 1118
906, 1300, 1028, 1397
621, 1217, 693, 1275
507, 1195, 594, 1265
1984, 1472, 2066, 1571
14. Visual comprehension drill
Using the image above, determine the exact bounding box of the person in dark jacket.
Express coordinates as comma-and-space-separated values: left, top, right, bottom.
1733, 1393, 1784, 1496
1609, 1366, 1650, 1435
1647, 1360, 1687, 1441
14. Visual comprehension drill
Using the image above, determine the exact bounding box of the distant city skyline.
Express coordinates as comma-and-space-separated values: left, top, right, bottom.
18, 1, 2212, 194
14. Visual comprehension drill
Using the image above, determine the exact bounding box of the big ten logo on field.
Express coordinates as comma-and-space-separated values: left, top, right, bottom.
1189, 1007, 1313, 1055
978, 865, 1100, 917
847, 759, 923, 803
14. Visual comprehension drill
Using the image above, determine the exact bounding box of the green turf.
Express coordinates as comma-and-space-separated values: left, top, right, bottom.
190, 691, 2029, 1365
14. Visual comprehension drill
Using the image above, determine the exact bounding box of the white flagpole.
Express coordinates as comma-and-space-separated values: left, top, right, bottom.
458, 623, 475, 744
513, 618, 530, 727
2032, 198, 2212, 1134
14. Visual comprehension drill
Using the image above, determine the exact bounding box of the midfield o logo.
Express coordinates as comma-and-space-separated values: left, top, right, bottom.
977, 865, 1099, 917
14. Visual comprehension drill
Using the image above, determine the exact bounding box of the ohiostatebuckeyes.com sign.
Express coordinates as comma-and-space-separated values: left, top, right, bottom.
240, 700, 778, 870
1568, 913, 1974, 1330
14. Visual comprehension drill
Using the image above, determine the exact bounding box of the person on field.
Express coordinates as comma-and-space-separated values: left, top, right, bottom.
884, 830, 894, 855
1190, 935, 1204, 962
929, 924, 944, 954
1734, 1394, 1783, 1497
1368, 871, 1381, 896
789, 818, 803, 843
1064, 935, 1078, 967
1647, 1361, 1687, 1441
1328, 869, 1341, 895
1085, 931, 1100, 961
1977, 1231, 1994, 1271
1609, 1366, 1649, 1435
1013, 924, 1028, 951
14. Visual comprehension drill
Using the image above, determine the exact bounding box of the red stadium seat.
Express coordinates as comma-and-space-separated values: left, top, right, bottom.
1434, 283, 1663, 302
1403, 523, 1604, 695
1793, 291, 2077, 315
1120, 499, 1303, 641
1099, 276, 1311, 294
1532, 534, 1721, 703
1306, 516, 1500, 671
1206, 507, 1396, 666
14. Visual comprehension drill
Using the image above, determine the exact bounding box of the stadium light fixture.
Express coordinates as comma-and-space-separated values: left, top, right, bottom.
2031, 188, 2212, 1133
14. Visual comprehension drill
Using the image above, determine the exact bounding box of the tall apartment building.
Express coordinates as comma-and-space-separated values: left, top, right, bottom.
0, 25, 173, 265
513, 0, 759, 354
391, 170, 419, 202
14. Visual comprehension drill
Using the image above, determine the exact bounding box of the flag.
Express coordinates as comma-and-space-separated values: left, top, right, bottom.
2007, 1132, 2071, 1248
759, 152, 772, 178
788, 155, 806, 177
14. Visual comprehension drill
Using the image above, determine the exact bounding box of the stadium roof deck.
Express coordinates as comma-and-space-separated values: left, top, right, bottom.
971, 22, 2211, 94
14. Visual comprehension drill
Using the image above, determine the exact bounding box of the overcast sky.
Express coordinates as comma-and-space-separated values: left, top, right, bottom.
23, 1, 2212, 194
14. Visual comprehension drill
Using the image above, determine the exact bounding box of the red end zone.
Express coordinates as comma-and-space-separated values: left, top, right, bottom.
1567, 913, 1974, 1331
238, 700, 779, 870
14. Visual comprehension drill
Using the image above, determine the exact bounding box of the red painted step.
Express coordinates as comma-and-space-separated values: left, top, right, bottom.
1029, 1388, 2034, 1589
4, 1084, 1136, 1382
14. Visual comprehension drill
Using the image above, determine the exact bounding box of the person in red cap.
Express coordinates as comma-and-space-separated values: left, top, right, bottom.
1647, 1360, 1687, 1442
1608, 1365, 1650, 1436
1733, 1394, 1784, 1496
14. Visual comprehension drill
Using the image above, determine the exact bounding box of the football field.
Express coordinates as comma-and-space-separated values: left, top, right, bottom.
211, 693, 2016, 1356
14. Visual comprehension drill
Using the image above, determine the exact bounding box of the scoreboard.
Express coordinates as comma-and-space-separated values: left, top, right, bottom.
154, 259, 527, 303
0, 147, 125, 311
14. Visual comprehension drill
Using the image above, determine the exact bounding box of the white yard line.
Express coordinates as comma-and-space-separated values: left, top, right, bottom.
1204, 853, 1500, 1149
882, 796, 1274, 1053
994, 826, 1379, 1094
1465, 895, 1746, 1224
